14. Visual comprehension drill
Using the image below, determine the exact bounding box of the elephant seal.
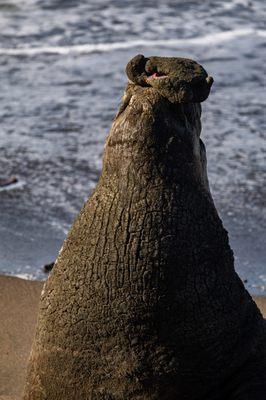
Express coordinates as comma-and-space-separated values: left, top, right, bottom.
24, 55, 266, 400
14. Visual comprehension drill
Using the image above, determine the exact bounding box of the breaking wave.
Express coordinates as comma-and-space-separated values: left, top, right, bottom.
0, 28, 265, 57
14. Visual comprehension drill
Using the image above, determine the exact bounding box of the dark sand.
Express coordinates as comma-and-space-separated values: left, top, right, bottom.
0, 275, 265, 400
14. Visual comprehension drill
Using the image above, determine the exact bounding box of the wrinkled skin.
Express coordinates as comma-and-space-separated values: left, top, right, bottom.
24, 56, 266, 400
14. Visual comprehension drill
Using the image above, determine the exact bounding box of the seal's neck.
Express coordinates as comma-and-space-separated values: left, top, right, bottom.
102, 88, 209, 194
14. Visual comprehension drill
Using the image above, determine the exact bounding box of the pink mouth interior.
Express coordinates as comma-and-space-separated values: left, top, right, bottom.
147, 72, 167, 80
147, 73, 158, 80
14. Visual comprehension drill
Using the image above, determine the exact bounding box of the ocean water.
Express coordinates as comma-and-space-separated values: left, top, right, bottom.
0, 0, 265, 293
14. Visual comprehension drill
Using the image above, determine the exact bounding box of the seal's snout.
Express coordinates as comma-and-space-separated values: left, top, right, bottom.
126, 54, 213, 103
125, 54, 148, 86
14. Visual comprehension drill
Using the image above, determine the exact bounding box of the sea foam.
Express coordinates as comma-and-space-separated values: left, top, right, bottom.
0, 28, 264, 57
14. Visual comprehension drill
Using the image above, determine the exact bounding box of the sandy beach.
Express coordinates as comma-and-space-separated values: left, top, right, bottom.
0, 274, 265, 400
0, 276, 43, 400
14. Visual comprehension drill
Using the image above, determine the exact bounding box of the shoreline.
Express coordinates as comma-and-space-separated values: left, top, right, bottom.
0, 275, 265, 400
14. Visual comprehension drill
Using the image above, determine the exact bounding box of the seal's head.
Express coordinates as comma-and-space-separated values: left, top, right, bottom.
126, 54, 213, 103
104, 55, 213, 192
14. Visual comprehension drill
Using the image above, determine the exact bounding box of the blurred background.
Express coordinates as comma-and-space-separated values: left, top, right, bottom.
0, 0, 265, 294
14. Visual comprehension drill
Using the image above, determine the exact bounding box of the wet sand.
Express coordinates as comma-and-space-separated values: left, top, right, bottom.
0, 275, 265, 400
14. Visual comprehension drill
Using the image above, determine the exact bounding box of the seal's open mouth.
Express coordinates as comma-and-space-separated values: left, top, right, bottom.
146, 72, 168, 81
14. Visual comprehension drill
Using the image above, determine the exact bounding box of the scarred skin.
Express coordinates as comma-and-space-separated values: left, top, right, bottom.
24, 55, 266, 400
